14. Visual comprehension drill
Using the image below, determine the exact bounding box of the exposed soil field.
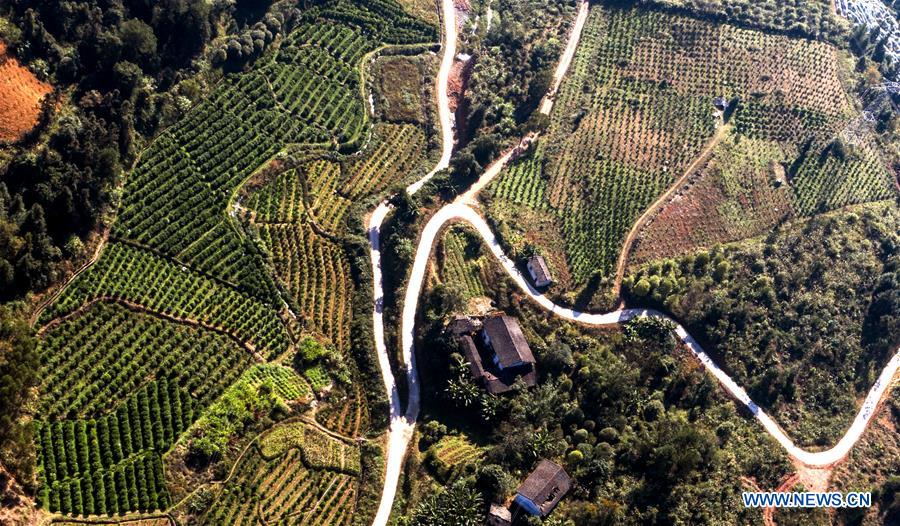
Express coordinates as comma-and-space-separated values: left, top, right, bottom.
0, 42, 52, 143
630, 134, 795, 265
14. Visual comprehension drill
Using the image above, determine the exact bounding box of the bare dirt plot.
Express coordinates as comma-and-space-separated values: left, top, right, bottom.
630, 134, 795, 265
0, 42, 52, 143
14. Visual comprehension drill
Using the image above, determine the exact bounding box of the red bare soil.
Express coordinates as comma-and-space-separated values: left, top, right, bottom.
630, 140, 794, 266
0, 42, 53, 143
448, 56, 473, 143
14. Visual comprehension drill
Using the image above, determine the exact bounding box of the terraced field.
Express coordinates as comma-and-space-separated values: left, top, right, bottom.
37, 302, 255, 419
204, 420, 362, 525
37, 379, 188, 515
40, 241, 291, 359
485, 4, 897, 295
110, 4, 436, 297
317, 385, 370, 438
29, 0, 438, 521
435, 226, 488, 299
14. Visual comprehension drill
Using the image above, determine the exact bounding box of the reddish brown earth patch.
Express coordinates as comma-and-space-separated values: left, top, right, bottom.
0, 42, 53, 144
448, 56, 473, 143
630, 137, 794, 266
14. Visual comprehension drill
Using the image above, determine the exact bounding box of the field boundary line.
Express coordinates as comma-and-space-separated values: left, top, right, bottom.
30, 233, 107, 328
36, 296, 267, 362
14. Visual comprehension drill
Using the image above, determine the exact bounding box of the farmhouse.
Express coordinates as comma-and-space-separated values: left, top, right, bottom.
451, 314, 537, 394
513, 460, 572, 517
713, 96, 729, 112
526, 255, 553, 287
482, 314, 535, 370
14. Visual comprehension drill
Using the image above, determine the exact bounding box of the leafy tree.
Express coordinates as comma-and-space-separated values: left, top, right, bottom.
407, 479, 484, 526
119, 18, 156, 66
0, 305, 38, 484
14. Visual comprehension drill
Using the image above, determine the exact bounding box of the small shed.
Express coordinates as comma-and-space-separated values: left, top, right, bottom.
526, 255, 553, 287
713, 96, 729, 112
482, 314, 535, 370
513, 460, 572, 517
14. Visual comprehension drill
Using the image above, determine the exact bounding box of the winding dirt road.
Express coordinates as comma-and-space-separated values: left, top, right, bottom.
366, 0, 459, 523
407, 201, 900, 468
366, 3, 591, 524
368, 0, 900, 522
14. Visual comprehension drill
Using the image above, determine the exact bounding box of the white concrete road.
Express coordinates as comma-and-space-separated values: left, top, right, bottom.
367, 0, 458, 523
409, 203, 900, 468
368, 0, 900, 523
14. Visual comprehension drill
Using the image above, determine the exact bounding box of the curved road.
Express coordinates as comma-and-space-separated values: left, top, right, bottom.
366, 0, 459, 523
368, 0, 899, 523
408, 202, 900, 468
367, 3, 589, 524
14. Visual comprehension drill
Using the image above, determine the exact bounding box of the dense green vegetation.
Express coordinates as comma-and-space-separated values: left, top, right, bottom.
485, 2, 896, 304
634, 0, 848, 42
409, 254, 791, 524
0, 0, 277, 300
6, 0, 440, 520
110, 3, 435, 301
38, 302, 255, 419
185, 364, 310, 462
435, 227, 489, 300
36, 378, 190, 514
0, 305, 38, 486
41, 241, 292, 358
624, 203, 900, 446
461, 0, 577, 140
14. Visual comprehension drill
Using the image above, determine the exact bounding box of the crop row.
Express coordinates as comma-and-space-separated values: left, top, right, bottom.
306, 160, 352, 232
41, 242, 290, 358
344, 123, 427, 198
245, 169, 305, 224
37, 379, 192, 487
39, 302, 253, 419
259, 224, 351, 352
491, 144, 547, 209
492, 4, 876, 285
40, 452, 168, 517
433, 435, 484, 466
317, 385, 368, 438
204, 447, 356, 525
241, 364, 312, 402
439, 228, 486, 299
791, 139, 896, 216
631, 135, 795, 264
110, 0, 435, 292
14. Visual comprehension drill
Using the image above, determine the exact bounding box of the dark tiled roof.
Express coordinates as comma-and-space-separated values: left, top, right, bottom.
516, 460, 572, 516
483, 315, 535, 368
448, 315, 479, 336
528, 255, 552, 284
483, 365, 536, 394
459, 335, 485, 380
